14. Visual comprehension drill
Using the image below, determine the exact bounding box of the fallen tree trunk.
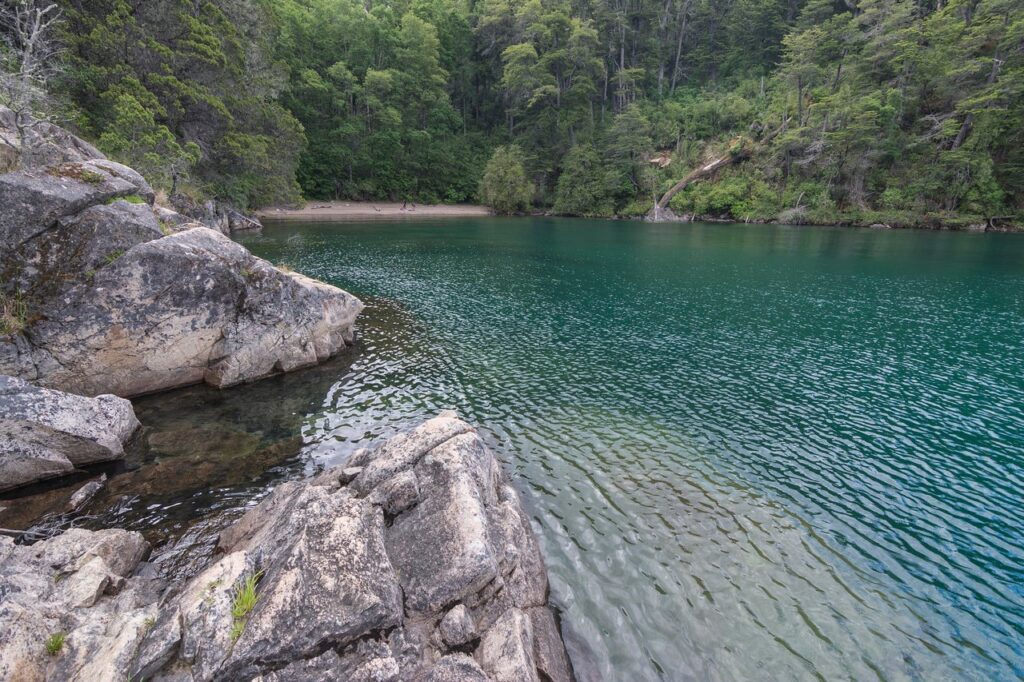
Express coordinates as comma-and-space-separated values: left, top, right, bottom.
650, 119, 789, 221
654, 151, 745, 212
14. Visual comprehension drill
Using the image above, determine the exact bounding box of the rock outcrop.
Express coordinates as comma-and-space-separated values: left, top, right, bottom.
0, 375, 139, 492
0, 107, 361, 397
0, 108, 103, 173
0, 414, 575, 682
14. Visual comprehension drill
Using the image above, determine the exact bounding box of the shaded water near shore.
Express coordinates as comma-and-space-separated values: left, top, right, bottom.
5, 218, 1023, 680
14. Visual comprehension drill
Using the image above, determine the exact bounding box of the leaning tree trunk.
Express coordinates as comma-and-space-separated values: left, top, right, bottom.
649, 119, 789, 221
649, 153, 743, 220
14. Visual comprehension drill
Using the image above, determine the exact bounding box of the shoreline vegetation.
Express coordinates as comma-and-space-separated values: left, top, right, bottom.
2, 0, 1018, 234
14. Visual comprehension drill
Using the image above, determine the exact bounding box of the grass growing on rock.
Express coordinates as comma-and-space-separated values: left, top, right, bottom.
230, 570, 263, 643
104, 194, 147, 205
0, 290, 29, 336
104, 250, 125, 265
45, 633, 66, 656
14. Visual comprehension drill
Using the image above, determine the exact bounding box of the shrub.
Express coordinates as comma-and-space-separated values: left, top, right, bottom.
479, 145, 533, 214
553, 144, 614, 217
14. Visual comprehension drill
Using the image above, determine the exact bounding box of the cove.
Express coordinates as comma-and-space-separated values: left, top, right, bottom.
30, 217, 1018, 679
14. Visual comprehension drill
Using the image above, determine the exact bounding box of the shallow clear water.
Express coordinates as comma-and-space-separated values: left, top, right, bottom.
236, 219, 1024, 680
8, 218, 1020, 680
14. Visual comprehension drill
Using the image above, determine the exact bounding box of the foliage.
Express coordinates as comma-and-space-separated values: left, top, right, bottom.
230, 570, 263, 643
553, 144, 612, 216
480, 145, 533, 213
44, 632, 66, 656
55, 0, 303, 208
24, 0, 1022, 222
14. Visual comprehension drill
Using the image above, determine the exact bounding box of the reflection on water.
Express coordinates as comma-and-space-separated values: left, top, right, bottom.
3, 218, 1023, 680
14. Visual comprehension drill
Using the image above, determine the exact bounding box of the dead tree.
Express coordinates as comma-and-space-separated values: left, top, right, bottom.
649, 119, 790, 221
0, 0, 64, 162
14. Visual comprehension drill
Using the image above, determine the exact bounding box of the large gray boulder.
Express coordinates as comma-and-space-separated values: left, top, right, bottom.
0, 112, 362, 398
151, 412, 574, 682
0, 375, 139, 492
2, 227, 362, 396
0, 415, 576, 681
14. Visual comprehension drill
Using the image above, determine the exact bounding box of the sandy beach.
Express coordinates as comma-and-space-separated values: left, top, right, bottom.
256, 201, 492, 221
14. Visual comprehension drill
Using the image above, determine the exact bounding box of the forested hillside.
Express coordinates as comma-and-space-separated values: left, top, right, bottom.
2, 0, 1021, 225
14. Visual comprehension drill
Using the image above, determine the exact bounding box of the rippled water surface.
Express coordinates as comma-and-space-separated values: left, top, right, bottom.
9, 218, 1020, 680
237, 219, 1024, 680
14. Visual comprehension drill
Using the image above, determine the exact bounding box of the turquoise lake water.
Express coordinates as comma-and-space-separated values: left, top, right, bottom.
233, 218, 1024, 680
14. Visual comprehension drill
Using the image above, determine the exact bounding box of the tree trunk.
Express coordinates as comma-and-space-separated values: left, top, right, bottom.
653, 152, 740, 212
669, 9, 688, 95
650, 120, 789, 218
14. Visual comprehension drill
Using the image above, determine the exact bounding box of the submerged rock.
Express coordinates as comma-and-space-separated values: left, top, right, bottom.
0, 376, 139, 492
0, 415, 576, 682
0, 107, 362, 398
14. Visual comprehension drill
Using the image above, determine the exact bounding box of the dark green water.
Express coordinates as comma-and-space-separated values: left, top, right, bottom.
218, 218, 1024, 680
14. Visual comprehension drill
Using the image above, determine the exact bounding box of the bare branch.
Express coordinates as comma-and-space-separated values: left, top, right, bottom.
0, 0, 65, 163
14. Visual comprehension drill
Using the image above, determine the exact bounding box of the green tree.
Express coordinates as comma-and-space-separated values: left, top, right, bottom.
553, 143, 611, 215
480, 144, 534, 213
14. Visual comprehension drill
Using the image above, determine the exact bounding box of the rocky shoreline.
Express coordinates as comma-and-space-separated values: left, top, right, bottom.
1, 414, 573, 681
0, 110, 579, 680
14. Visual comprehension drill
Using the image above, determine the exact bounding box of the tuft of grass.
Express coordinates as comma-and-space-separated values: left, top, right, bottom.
105, 194, 146, 205
275, 263, 294, 274
45, 632, 66, 656
104, 250, 125, 265
229, 570, 263, 643
0, 290, 29, 336
159, 219, 173, 236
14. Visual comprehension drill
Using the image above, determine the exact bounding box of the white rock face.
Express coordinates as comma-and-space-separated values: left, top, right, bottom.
0, 415, 576, 682
0, 528, 153, 682
0, 375, 140, 491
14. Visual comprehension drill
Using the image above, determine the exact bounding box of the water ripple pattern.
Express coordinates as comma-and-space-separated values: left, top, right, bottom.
238, 219, 1024, 681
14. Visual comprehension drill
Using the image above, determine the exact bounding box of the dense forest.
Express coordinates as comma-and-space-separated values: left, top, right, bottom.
1, 0, 1022, 225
